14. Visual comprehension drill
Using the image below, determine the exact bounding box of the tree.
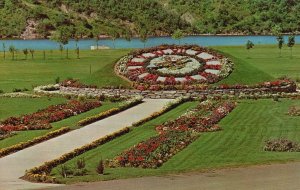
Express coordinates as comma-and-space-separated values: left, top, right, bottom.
51, 26, 72, 58
276, 35, 284, 57
92, 23, 102, 50
246, 40, 254, 51
9, 45, 15, 60
139, 29, 149, 48
109, 28, 119, 49
273, 26, 284, 57
23, 49, 28, 60
287, 35, 295, 58
75, 47, 80, 59
172, 29, 184, 45
29, 49, 35, 59
2, 43, 6, 60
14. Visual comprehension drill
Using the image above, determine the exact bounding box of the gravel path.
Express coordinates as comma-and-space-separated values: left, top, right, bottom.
44, 162, 300, 190
0, 99, 172, 190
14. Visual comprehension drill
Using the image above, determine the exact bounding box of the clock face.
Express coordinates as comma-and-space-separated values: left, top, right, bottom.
115, 45, 233, 88
147, 55, 204, 77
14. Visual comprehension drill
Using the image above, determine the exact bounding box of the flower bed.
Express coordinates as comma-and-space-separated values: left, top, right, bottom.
0, 100, 101, 132
110, 131, 198, 168
264, 138, 300, 152
115, 44, 234, 90
0, 92, 41, 98
60, 79, 97, 89
0, 127, 71, 158
156, 100, 236, 133
110, 99, 236, 168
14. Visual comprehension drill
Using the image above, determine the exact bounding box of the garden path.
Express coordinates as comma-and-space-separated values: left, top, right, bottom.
0, 99, 172, 190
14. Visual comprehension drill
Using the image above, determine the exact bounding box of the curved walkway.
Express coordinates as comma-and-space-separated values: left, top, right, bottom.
45, 162, 300, 190
0, 99, 172, 190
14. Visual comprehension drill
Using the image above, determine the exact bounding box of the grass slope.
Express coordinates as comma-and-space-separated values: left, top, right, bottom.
0, 99, 121, 149
51, 99, 300, 183
0, 49, 131, 92
1, 45, 295, 93
216, 45, 300, 80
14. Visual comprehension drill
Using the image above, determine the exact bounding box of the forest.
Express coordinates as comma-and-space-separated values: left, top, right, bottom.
0, 0, 300, 39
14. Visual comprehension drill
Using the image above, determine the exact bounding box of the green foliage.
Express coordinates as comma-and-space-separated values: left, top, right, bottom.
246, 40, 254, 50
287, 35, 296, 57
3, 0, 300, 38
172, 29, 184, 44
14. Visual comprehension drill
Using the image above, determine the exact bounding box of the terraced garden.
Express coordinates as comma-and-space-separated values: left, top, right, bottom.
49, 99, 300, 183
0, 44, 300, 189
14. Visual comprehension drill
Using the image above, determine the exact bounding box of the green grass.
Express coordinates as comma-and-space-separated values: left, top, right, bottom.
0, 98, 121, 149
0, 49, 131, 92
215, 45, 300, 80
1, 45, 299, 93
51, 99, 300, 184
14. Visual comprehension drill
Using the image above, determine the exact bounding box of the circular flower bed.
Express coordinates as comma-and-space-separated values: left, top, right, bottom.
115, 45, 234, 90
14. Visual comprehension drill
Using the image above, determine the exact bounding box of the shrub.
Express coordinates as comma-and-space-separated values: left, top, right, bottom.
58, 165, 73, 178
288, 106, 300, 116
55, 77, 60, 84
0, 89, 4, 94
73, 168, 88, 176
96, 159, 104, 175
264, 138, 300, 152
76, 158, 86, 169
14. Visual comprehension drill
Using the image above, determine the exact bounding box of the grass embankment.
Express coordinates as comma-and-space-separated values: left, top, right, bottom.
50, 99, 300, 183
0, 97, 121, 149
1, 45, 299, 93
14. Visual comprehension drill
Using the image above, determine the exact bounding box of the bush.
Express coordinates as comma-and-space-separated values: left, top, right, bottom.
55, 77, 60, 84
58, 165, 73, 178
96, 159, 104, 175
73, 168, 88, 176
76, 157, 85, 169
264, 138, 300, 152
0, 89, 4, 94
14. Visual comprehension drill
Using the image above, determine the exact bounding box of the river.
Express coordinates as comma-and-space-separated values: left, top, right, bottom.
0, 35, 299, 50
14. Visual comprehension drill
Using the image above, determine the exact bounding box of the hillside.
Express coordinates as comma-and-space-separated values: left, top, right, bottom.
0, 0, 300, 40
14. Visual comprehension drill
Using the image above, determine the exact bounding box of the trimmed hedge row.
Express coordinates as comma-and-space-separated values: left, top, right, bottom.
78, 97, 143, 126
22, 127, 130, 183
0, 127, 70, 158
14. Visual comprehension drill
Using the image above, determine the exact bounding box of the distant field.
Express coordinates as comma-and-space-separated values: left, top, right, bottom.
1, 45, 299, 92
51, 99, 300, 184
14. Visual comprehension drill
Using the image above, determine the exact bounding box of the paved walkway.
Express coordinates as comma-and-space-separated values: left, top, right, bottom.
0, 99, 172, 190
44, 162, 300, 190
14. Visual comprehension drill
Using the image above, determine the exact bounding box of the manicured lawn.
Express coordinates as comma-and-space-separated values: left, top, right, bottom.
0, 49, 131, 92
1, 45, 298, 93
0, 98, 121, 149
216, 45, 300, 80
50, 99, 300, 183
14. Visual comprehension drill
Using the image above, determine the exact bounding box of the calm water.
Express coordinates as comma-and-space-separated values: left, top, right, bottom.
0, 35, 299, 50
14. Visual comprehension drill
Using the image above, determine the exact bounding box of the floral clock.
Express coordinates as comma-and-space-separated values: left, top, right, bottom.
115, 45, 234, 90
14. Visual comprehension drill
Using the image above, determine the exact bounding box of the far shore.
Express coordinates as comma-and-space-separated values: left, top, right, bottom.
1, 33, 300, 41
